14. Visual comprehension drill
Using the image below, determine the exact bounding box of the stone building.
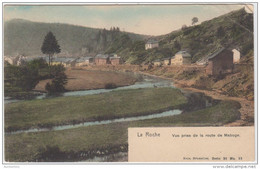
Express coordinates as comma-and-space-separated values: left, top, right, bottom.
94, 54, 110, 65
145, 40, 159, 50
171, 51, 192, 65
153, 59, 162, 66
163, 58, 171, 65
206, 48, 234, 75
110, 56, 121, 65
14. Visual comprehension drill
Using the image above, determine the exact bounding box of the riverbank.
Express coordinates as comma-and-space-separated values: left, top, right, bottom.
34, 68, 138, 92
87, 65, 253, 126
5, 99, 241, 162
173, 80, 254, 126
5, 88, 187, 132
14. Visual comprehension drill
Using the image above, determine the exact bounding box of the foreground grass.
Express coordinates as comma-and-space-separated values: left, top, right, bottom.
5, 88, 187, 132
5, 100, 241, 162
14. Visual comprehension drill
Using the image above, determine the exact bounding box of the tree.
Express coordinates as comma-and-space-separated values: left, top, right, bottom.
181, 24, 187, 30
216, 26, 225, 38
192, 17, 199, 25
173, 41, 181, 50
45, 70, 67, 94
41, 32, 61, 66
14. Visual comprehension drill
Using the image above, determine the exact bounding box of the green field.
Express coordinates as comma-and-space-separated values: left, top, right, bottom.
5, 100, 241, 162
5, 88, 187, 132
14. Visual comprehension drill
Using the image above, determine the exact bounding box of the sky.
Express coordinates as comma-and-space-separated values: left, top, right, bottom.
3, 4, 250, 36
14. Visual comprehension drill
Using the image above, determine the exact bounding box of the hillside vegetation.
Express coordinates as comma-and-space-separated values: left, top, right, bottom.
112, 8, 253, 64
4, 19, 147, 57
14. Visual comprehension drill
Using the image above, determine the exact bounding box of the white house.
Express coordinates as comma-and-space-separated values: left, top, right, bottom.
232, 49, 241, 64
171, 51, 192, 65
145, 40, 159, 50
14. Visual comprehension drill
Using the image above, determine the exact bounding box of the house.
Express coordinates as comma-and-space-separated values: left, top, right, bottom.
163, 58, 171, 65
52, 57, 77, 67
4, 55, 22, 65
205, 48, 233, 75
94, 54, 110, 65
171, 50, 192, 65
145, 40, 159, 50
4, 56, 16, 65
110, 56, 121, 65
75, 57, 94, 67
153, 59, 162, 66
232, 49, 241, 64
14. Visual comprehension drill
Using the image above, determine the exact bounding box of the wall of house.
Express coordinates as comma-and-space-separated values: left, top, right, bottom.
206, 50, 233, 75
171, 54, 183, 65
145, 43, 159, 50
76, 61, 89, 67
153, 62, 161, 66
206, 61, 213, 75
95, 58, 109, 65
163, 60, 170, 65
232, 49, 241, 63
111, 59, 120, 65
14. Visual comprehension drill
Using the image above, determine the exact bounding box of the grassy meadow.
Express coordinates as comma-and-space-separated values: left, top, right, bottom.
5, 100, 241, 162
5, 88, 187, 132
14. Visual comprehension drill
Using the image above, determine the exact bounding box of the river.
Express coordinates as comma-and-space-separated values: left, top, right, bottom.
4, 73, 174, 104
4, 72, 216, 162
5, 73, 215, 135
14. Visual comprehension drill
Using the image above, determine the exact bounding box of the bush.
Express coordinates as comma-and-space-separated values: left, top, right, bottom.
45, 72, 67, 94
4, 64, 39, 91
104, 83, 117, 89
36, 146, 67, 162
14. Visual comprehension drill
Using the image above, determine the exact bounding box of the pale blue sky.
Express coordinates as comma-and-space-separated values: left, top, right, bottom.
4, 4, 247, 35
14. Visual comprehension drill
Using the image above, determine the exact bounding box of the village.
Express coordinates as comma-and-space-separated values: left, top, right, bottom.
4, 39, 241, 77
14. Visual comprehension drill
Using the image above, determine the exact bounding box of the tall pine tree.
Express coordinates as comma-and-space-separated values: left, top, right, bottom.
41, 32, 61, 66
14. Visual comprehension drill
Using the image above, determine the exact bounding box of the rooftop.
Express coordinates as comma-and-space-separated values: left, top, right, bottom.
207, 47, 225, 60
95, 54, 109, 58
146, 39, 158, 44
175, 50, 191, 58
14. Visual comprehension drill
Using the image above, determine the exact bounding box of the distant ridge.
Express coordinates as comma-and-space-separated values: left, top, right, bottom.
4, 19, 148, 57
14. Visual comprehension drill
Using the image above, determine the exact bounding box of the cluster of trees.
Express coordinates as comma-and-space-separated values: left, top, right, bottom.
5, 31, 67, 98
4, 59, 67, 97
94, 27, 122, 52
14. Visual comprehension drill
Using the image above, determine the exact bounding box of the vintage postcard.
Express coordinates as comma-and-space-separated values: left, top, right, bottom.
1, 2, 257, 166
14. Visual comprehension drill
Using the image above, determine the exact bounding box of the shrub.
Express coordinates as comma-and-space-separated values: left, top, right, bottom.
104, 83, 117, 89
45, 72, 67, 94
36, 146, 66, 162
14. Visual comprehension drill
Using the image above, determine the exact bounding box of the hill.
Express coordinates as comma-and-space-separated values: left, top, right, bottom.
4, 19, 147, 57
111, 8, 253, 64
4, 8, 253, 64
